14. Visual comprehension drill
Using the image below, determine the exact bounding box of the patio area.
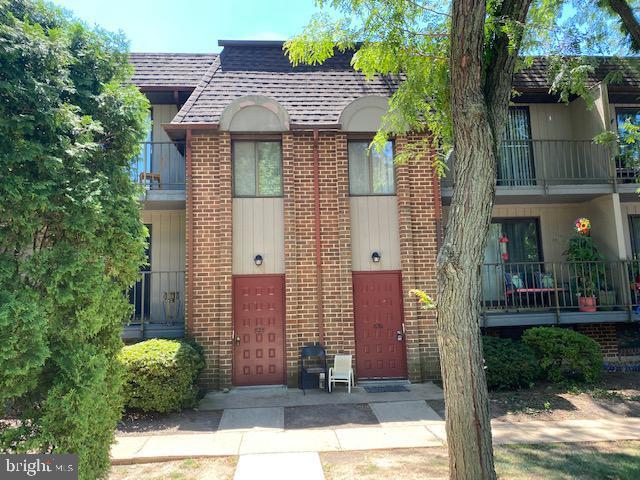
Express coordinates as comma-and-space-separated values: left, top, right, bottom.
198, 382, 444, 410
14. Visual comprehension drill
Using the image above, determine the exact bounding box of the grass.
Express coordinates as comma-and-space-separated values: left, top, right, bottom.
320, 442, 640, 480
109, 457, 236, 480
110, 441, 640, 479
496, 442, 640, 479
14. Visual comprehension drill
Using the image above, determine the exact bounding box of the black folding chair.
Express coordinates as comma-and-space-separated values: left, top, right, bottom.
299, 345, 328, 395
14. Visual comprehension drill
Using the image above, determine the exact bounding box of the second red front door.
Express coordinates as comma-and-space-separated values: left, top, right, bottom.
233, 275, 285, 386
353, 271, 407, 379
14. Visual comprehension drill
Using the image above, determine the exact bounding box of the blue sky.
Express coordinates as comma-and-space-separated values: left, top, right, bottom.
51, 0, 321, 53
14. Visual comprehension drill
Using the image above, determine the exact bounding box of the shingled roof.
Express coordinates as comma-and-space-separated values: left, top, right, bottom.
172, 41, 400, 126
129, 53, 218, 89
513, 56, 640, 90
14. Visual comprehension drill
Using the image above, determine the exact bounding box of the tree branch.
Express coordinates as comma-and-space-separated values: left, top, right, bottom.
605, 0, 640, 51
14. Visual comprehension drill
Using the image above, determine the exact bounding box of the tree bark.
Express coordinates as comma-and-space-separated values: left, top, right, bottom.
606, 0, 640, 51
437, 0, 532, 478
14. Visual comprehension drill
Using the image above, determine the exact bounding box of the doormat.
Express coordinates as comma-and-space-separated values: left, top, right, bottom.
363, 385, 409, 393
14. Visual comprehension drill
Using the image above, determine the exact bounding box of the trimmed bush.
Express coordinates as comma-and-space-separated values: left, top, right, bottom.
522, 327, 603, 384
119, 339, 204, 413
482, 336, 540, 390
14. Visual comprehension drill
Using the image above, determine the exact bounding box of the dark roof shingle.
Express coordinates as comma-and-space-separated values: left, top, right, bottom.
129, 53, 217, 89
513, 56, 640, 90
172, 45, 399, 125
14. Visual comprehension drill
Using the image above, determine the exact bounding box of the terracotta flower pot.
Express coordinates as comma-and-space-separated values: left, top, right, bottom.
578, 295, 597, 312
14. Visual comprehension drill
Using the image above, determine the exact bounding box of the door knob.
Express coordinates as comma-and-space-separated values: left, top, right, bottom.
396, 330, 404, 341
234, 336, 241, 345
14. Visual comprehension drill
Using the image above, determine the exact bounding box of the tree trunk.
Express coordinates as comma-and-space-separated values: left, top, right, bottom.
437, 18, 498, 478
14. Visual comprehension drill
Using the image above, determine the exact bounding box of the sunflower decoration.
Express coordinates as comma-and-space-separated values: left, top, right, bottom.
575, 217, 591, 235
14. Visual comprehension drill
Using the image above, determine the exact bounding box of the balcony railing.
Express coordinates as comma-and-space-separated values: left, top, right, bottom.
125, 270, 185, 339
481, 260, 640, 314
443, 139, 614, 188
130, 141, 185, 190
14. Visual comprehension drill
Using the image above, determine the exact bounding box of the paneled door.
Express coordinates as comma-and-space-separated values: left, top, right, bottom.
232, 275, 285, 386
353, 271, 407, 379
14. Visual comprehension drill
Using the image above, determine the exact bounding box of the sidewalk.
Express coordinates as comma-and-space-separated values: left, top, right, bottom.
111, 394, 640, 464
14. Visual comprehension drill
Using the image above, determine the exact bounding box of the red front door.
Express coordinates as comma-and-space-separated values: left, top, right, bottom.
353, 272, 407, 379
233, 275, 285, 386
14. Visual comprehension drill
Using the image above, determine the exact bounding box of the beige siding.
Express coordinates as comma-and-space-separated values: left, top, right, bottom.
151, 105, 184, 186
570, 83, 608, 139
586, 194, 626, 259
526, 103, 574, 140
233, 198, 285, 274
152, 105, 176, 142
350, 196, 401, 271
444, 197, 623, 262
141, 210, 185, 323
492, 204, 580, 262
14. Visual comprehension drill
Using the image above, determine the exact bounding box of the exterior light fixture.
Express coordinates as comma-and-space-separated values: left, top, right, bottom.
371, 251, 381, 263
254, 254, 263, 266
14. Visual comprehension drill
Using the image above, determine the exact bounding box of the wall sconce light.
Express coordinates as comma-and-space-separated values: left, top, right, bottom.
254, 254, 263, 266
371, 251, 381, 263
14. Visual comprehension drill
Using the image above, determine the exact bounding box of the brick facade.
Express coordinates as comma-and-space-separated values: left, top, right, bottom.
186, 130, 441, 389
575, 323, 619, 358
186, 131, 233, 389
396, 136, 440, 381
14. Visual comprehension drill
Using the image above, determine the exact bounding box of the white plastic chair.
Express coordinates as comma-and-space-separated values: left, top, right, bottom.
328, 354, 355, 393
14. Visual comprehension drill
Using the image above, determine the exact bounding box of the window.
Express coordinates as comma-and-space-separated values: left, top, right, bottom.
629, 216, 640, 259
498, 107, 535, 186
129, 224, 151, 320
617, 108, 640, 158
348, 141, 395, 195
233, 141, 282, 197
485, 218, 542, 264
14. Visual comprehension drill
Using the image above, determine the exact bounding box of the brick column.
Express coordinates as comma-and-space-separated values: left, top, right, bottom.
396, 135, 440, 381
282, 131, 355, 386
186, 131, 233, 389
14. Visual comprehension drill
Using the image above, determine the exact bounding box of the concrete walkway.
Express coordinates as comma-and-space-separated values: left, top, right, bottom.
199, 382, 444, 409
112, 393, 640, 464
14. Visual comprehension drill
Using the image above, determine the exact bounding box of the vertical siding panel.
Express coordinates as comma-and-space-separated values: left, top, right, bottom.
232, 198, 285, 274
350, 196, 401, 271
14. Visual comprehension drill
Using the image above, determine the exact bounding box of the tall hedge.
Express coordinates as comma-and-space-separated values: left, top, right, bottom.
0, 1, 148, 479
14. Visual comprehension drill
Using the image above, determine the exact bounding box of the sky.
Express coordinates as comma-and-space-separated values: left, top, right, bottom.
51, 0, 321, 53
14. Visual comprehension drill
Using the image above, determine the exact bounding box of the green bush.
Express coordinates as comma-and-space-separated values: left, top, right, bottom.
522, 327, 603, 384
0, 1, 149, 478
482, 336, 540, 390
119, 340, 204, 413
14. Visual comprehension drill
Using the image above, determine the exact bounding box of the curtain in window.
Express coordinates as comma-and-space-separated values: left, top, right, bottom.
232, 141, 282, 197
616, 109, 640, 179
348, 141, 394, 194
482, 219, 541, 303
499, 108, 535, 186
629, 216, 640, 259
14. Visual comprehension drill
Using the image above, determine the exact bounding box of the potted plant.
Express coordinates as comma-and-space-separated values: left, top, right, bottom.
565, 218, 604, 312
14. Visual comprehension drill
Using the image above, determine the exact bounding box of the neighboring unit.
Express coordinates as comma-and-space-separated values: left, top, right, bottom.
125, 43, 640, 389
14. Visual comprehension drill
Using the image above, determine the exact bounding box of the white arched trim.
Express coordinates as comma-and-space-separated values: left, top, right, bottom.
339, 96, 390, 132
219, 95, 289, 132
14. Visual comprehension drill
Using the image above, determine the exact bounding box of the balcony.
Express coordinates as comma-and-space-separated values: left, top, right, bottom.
123, 270, 185, 340
442, 140, 616, 199
480, 260, 640, 327
130, 141, 186, 203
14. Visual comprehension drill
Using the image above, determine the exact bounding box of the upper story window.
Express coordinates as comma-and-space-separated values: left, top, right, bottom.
348, 140, 395, 195
617, 108, 640, 157
498, 107, 534, 186
233, 140, 283, 197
